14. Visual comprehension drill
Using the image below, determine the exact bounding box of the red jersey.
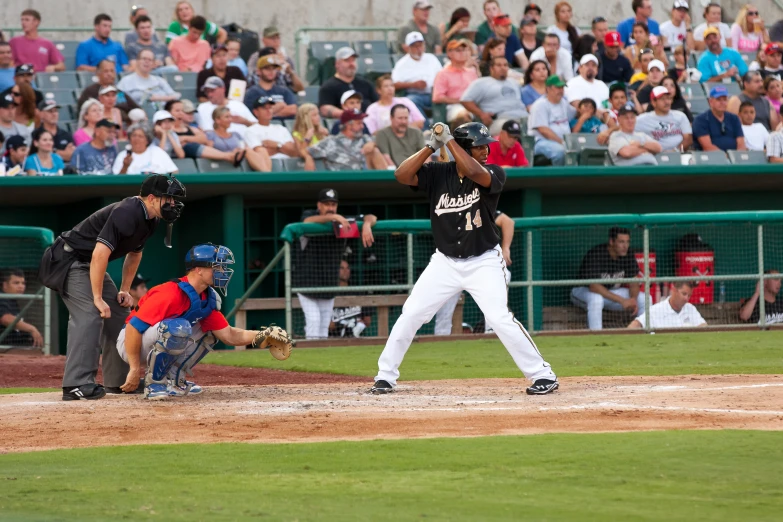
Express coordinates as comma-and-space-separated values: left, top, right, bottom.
487, 140, 529, 167
127, 277, 229, 332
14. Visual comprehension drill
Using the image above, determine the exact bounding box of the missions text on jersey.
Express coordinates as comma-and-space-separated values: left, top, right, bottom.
415, 161, 506, 258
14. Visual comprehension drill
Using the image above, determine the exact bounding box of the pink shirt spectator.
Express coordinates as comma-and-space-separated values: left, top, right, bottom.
168, 37, 211, 72
73, 128, 92, 147
768, 96, 781, 116
364, 97, 425, 134
432, 64, 479, 103
9, 36, 64, 72
730, 24, 762, 52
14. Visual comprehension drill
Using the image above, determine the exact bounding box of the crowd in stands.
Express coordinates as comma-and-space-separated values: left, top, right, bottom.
1, 1, 783, 175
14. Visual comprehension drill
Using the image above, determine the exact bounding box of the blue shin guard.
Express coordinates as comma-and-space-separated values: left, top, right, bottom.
144, 319, 192, 400
170, 331, 217, 396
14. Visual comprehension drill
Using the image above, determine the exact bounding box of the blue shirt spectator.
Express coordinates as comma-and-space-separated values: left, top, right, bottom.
696, 30, 748, 83
244, 84, 297, 115
616, 1, 660, 46
72, 141, 118, 175
76, 14, 129, 74
693, 86, 745, 151
0, 42, 14, 92
24, 153, 65, 176
521, 84, 544, 109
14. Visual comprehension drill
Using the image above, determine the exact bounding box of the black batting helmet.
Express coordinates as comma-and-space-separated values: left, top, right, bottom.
453, 122, 497, 150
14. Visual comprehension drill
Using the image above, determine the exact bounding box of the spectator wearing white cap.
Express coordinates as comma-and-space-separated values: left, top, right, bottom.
197, 76, 256, 137
460, 56, 527, 134
635, 59, 666, 110
659, 0, 694, 50
635, 86, 693, 151
97, 85, 125, 135
529, 33, 574, 82
318, 47, 378, 120
329, 90, 371, 135
392, 31, 443, 118
117, 49, 181, 106
397, 0, 442, 54
565, 54, 609, 109
609, 103, 662, 165
151, 110, 186, 159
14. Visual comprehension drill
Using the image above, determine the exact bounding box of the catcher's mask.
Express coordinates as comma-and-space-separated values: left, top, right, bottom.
140, 174, 186, 223
185, 243, 235, 295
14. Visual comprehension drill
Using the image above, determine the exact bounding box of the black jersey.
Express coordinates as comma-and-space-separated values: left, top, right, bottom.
577, 243, 641, 289
415, 161, 505, 258
61, 197, 158, 262
743, 295, 783, 324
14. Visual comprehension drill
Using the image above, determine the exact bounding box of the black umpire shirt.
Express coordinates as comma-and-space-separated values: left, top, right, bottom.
415, 161, 505, 259
577, 243, 641, 289
61, 197, 158, 262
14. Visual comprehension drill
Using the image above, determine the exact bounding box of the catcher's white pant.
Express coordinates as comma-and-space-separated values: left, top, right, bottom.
297, 293, 334, 339
116, 322, 208, 364
434, 269, 512, 335
375, 246, 556, 386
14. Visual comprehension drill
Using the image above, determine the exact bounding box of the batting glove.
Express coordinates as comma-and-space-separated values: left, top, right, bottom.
426, 132, 442, 151
435, 123, 454, 146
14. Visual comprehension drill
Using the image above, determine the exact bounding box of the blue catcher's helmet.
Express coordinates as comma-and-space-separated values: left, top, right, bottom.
184, 243, 235, 295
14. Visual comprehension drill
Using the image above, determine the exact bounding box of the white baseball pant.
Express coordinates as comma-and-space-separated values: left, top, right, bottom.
376, 246, 556, 386
116, 322, 208, 364
434, 269, 512, 335
570, 286, 646, 330
298, 293, 335, 339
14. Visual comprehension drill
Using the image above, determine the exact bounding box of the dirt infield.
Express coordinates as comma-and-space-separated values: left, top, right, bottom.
1, 374, 781, 453
0, 354, 365, 387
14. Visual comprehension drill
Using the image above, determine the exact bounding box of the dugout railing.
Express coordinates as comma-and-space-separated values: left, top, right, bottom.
228, 212, 783, 339
0, 226, 55, 354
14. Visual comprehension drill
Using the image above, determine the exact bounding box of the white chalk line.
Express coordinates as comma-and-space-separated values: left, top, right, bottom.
615, 383, 783, 392
540, 402, 783, 416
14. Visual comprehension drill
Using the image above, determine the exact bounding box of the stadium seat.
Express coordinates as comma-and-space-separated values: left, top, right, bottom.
431, 103, 447, 124
283, 119, 295, 133
62, 55, 76, 71
179, 88, 198, 103
354, 40, 390, 55
76, 71, 99, 88
655, 152, 683, 165
518, 116, 528, 135
54, 41, 80, 57
391, 54, 404, 64
43, 89, 77, 105
687, 98, 710, 115
298, 86, 319, 105
520, 135, 535, 167
284, 158, 309, 171
163, 72, 198, 91
196, 159, 243, 173
728, 150, 768, 165
690, 150, 729, 165
57, 105, 71, 121
680, 83, 706, 99
116, 140, 129, 150
309, 41, 351, 62
172, 158, 199, 174
270, 158, 287, 172
355, 55, 393, 80
565, 134, 607, 166
37, 72, 80, 90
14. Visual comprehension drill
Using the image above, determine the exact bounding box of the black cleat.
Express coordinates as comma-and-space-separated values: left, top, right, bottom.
105, 379, 145, 395
526, 379, 559, 395
371, 380, 394, 394
62, 384, 107, 401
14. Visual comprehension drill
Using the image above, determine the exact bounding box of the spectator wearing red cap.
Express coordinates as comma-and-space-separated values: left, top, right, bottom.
635, 85, 693, 151
617, 0, 661, 46
491, 14, 526, 68
432, 40, 478, 124
476, 1, 515, 47
392, 31, 442, 119
659, 0, 694, 50
487, 120, 528, 167
759, 42, 783, 79
599, 31, 634, 84
565, 54, 609, 109
529, 33, 574, 82
302, 110, 388, 171
397, 0, 442, 54
318, 47, 378, 120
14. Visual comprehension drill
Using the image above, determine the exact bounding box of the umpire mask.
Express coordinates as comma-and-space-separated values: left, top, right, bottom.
141, 174, 187, 223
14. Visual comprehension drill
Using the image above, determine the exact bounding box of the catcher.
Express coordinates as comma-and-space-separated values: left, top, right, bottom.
116, 243, 291, 400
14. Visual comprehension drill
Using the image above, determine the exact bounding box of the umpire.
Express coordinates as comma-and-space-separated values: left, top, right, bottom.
39, 175, 186, 401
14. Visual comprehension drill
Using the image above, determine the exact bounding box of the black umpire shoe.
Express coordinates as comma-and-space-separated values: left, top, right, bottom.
104, 378, 145, 395
62, 383, 107, 401
526, 379, 559, 395
371, 380, 394, 394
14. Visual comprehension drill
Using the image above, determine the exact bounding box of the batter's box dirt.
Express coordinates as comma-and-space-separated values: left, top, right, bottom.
1, 375, 781, 453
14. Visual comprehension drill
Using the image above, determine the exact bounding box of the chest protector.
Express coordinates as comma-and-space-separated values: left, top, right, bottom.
176, 280, 218, 324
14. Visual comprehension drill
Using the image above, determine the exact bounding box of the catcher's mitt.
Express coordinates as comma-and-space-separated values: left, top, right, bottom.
252, 325, 292, 360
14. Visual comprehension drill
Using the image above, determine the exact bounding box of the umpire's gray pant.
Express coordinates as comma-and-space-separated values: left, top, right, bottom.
61, 261, 129, 388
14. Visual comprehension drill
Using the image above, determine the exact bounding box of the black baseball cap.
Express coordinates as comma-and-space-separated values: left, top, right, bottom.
38, 99, 61, 111
96, 118, 120, 129
0, 93, 16, 108
319, 188, 338, 203
15, 64, 34, 76
524, 3, 542, 14
502, 120, 522, 137
131, 273, 150, 289
5, 135, 27, 151
609, 82, 627, 95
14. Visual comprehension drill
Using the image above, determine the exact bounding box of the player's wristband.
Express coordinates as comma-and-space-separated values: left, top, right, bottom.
426, 144, 436, 152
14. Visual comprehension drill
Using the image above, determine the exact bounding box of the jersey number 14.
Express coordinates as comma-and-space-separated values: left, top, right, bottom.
465, 211, 483, 231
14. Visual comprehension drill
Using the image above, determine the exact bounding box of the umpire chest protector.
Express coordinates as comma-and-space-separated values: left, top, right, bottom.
176, 280, 219, 324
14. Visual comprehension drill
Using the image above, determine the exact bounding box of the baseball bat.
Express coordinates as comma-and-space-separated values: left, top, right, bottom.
432, 123, 450, 162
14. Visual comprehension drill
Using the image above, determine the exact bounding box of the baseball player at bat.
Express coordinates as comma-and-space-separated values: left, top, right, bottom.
372, 122, 558, 396
116, 243, 291, 400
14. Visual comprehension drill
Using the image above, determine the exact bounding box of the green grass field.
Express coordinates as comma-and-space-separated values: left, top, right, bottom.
1, 431, 781, 521
2, 331, 782, 521
0, 387, 57, 394
208, 331, 783, 379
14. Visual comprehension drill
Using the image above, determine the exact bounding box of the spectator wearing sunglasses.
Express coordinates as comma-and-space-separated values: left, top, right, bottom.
730, 4, 770, 53
693, 85, 746, 151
